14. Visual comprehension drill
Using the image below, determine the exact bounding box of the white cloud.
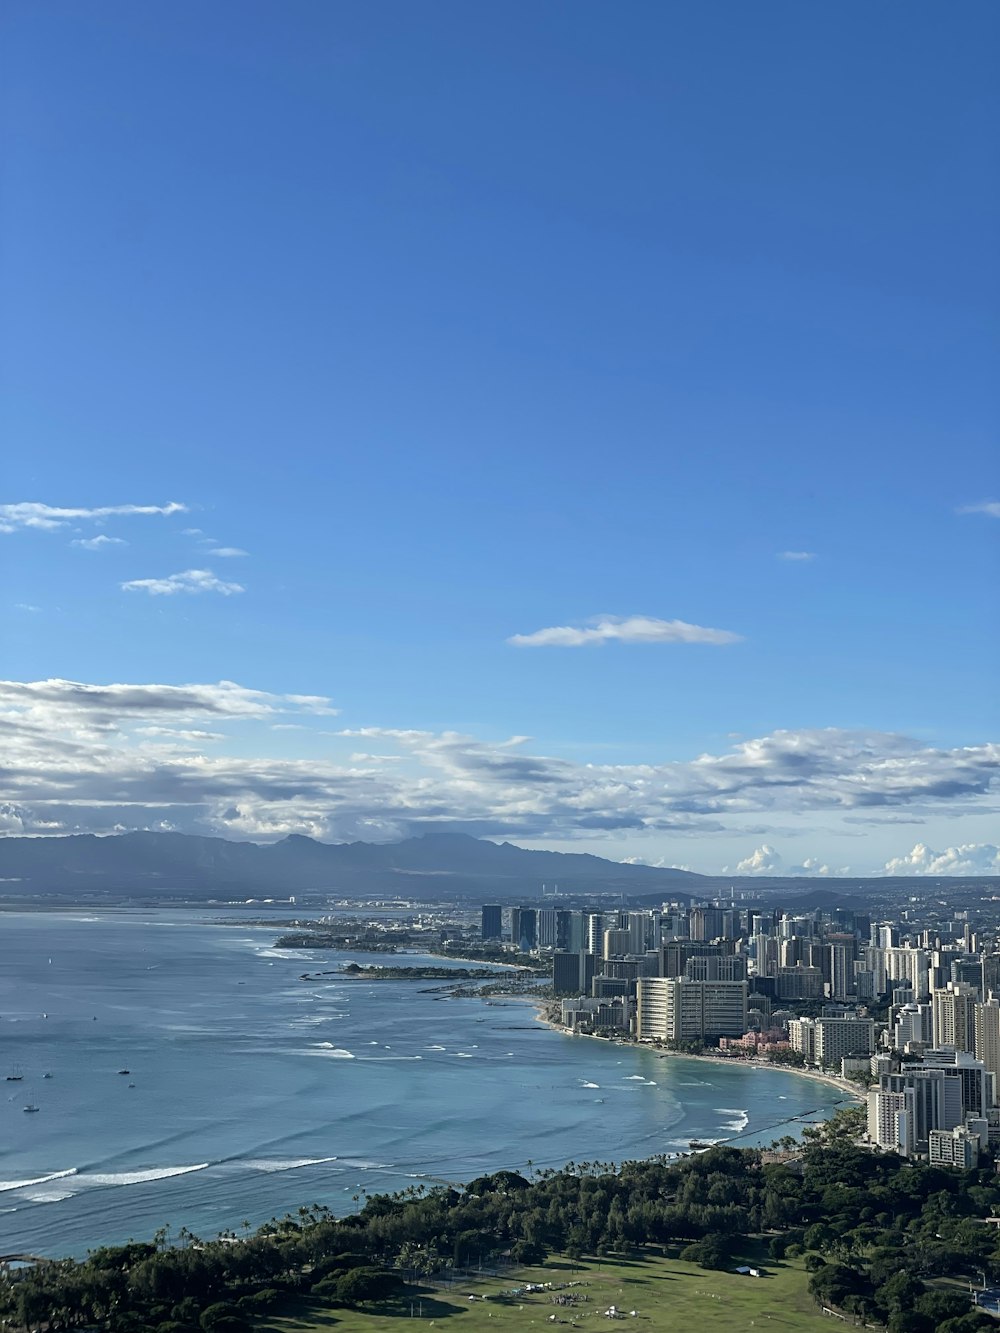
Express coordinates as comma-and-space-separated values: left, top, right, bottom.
957, 502, 1000, 519
121, 568, 244, 596
778, 551, 816, 561
0, 501, 186, 533
789, 856, 853, 876
205, 547, 248, 558
72, 535, 128, 550
882, 842, 1000, 876
508, 615, 742, 648
732, 845, 784, 874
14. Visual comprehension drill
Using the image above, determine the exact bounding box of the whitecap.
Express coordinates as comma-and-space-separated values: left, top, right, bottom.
452, 1052, 474, 1058
314, 1044, 355, 1058
624, 1075, 647, 1081
720, 1111, 750, 1133
245, 1156, 339, 1173
77, 1164, 210, 1187
425, 1045, 446, 1051
0, 1168, 78, 1195
580, 1081, 600, 1089
359, 1055, 422, 1061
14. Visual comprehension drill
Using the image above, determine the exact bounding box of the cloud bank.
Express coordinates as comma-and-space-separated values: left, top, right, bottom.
882, 842, 1000, 876
0, 678, 997, 862
509, 615, 742, 648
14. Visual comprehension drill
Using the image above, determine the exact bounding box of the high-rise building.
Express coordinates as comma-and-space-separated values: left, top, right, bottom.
868, 1068, 963, 1154
932, 981, 977, 1053
893, 1002, 931, 1049
636, 977, 747, 1043
603, 928, 631, 958
828, 941, 857, 1001
982, 956, 1000, 998
510, 907, 537, 953
585, 913, 607, 956
975, 996, 1000, 1080
685, 954, 747, 982
689, 907, 725, 941
537, 909, 558, 948
885, 947, 930, 1000
921, 1048, 995, 1116
553, 951, 588, 996
928, 1126, 979, 1168
789, 1016, 875, 1068
556, 909, 582, 952
481, 905, 503, 941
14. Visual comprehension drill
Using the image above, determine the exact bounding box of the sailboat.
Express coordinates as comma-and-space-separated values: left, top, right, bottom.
23, 1090, 40, 1113
6, 1065, 23, 1082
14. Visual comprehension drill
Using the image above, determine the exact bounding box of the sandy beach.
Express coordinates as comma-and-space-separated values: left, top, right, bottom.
529, 1001, 865, 1106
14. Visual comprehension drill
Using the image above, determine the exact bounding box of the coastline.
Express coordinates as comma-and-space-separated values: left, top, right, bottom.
527, 1000, 865, 1107
423, 953, 864, 1111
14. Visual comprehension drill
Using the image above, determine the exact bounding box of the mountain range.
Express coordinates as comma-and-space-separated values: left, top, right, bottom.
0, 830, 703, 901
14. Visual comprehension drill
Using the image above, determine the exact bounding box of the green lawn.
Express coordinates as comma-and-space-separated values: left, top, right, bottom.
261, 1244, 834, 1332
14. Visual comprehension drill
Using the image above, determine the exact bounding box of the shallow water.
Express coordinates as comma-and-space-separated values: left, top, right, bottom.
0, 909, 847, 1257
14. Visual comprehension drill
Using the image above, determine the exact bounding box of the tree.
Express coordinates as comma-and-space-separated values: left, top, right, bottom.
679, 1233, 733, 1270
199, 1304, 249, 1333
334, 1267, 403, 1305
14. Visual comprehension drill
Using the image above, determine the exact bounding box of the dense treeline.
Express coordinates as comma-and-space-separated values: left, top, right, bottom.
5, 1115, 1000, 1332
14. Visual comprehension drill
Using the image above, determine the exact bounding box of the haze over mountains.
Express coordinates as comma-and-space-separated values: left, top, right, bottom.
0, 830, 702, 900
0, 831, 992, 905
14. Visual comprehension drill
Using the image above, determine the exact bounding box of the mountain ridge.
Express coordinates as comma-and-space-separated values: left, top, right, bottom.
0, 829, 703, 900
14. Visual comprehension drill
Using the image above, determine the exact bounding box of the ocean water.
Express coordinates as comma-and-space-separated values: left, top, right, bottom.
0, 910, 849, 1258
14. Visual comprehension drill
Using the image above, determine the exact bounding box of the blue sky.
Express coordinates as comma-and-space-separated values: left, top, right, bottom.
2, 1, 998, 874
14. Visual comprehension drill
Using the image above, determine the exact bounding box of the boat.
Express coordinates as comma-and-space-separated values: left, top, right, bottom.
6, 1066, 23, 1082
23, 1103, 40, 1113
117, 1068, 130, 1075
42, 1072, 53, 1079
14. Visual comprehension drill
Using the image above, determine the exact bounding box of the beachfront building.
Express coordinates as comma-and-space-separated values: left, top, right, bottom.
560, 996, 633, 1035
788, 1016, 875, 1069
636, 977, 748, 1043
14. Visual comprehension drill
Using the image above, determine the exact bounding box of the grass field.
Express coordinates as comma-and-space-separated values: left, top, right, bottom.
262, 1243, 834, 1332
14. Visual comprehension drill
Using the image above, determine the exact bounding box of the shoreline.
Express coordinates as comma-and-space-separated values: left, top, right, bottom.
527, 999, 865, 1107
417, 953, 865, 1111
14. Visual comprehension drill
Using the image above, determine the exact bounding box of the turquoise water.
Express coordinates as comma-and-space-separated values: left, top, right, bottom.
0, 910, 849, 1257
